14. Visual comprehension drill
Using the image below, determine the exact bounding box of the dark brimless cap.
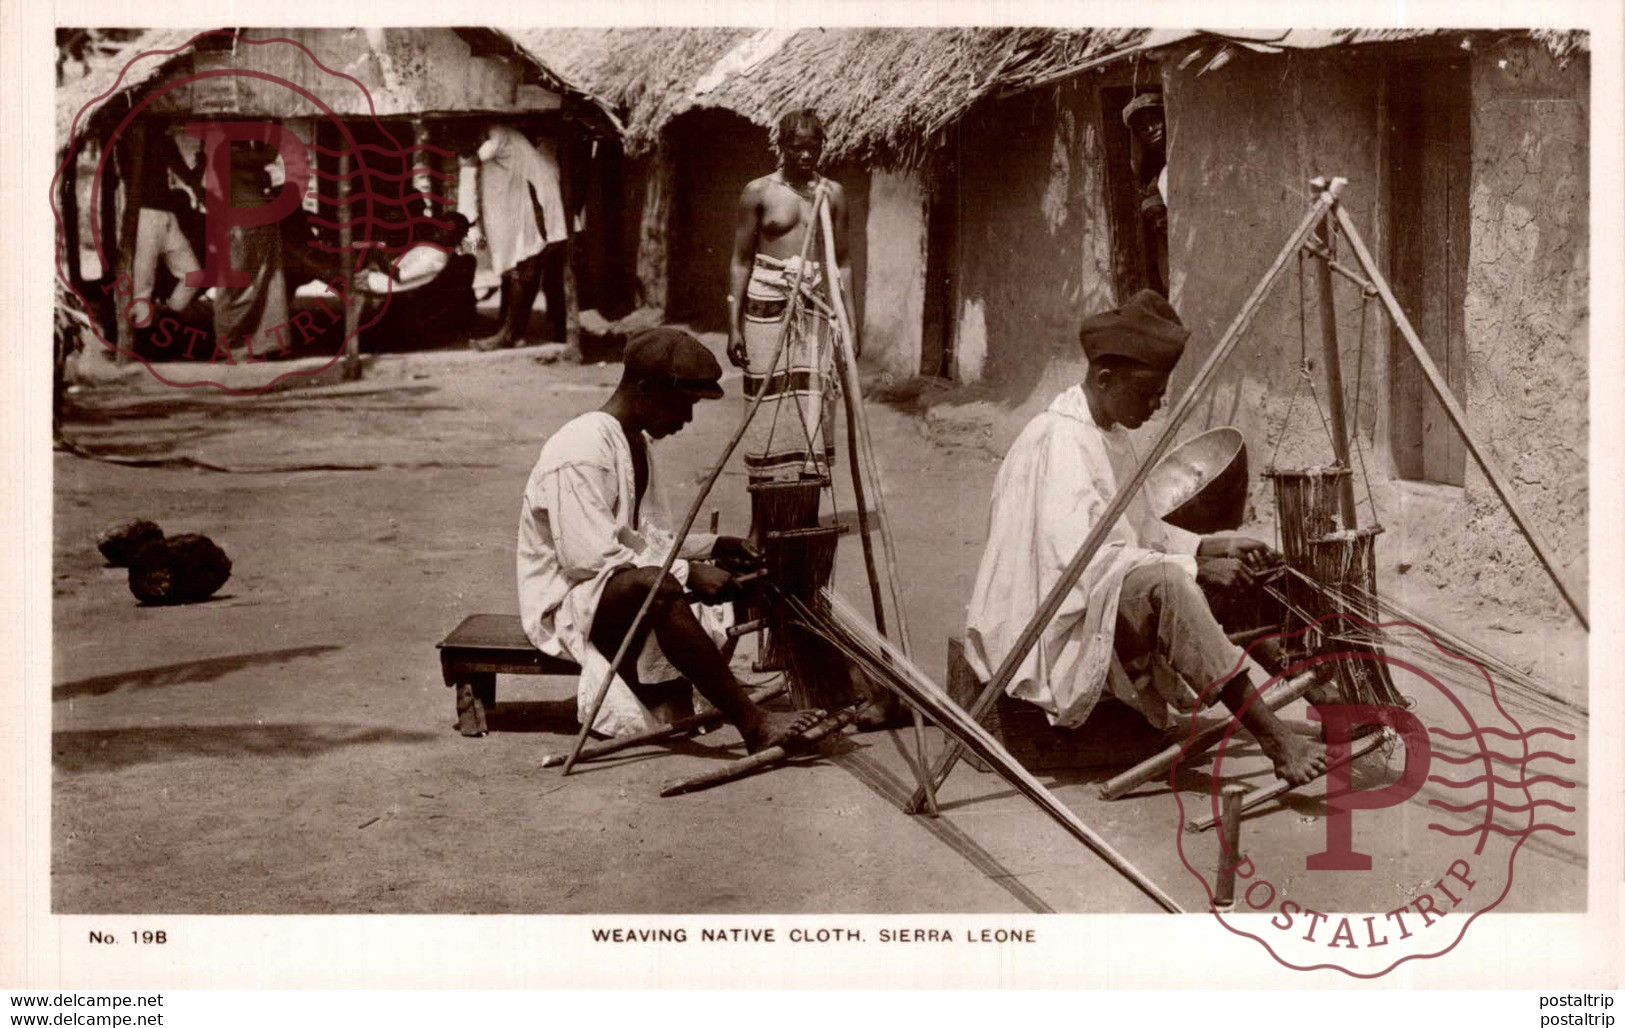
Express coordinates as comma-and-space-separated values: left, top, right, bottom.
1078, 289, 1190, 374
624, 327, 726, 399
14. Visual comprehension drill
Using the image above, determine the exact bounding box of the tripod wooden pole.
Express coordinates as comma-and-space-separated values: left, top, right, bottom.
1312, 200, 1359, 527
905, 183, 1346, 815
559, 186, 831, 775
1331, 204, 1589, 630
818, 199, 938, 816
806, 590, 1184, 912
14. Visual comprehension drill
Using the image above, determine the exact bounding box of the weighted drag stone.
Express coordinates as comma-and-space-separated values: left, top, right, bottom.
96, 520, 164, 567
127, 534, 232, 605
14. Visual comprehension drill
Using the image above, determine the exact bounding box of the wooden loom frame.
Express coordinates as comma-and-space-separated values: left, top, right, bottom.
905, 176, 1588, 815
558, 181, 939, 808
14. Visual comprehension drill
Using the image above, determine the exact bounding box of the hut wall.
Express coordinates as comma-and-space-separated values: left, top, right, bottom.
627, 145, 673, 311
948, 78, 1116, 394
1164, 48, 1386, 480
863, 170, 927, 380
1165, 41, 1589, 617
1451, 39, 1589, 609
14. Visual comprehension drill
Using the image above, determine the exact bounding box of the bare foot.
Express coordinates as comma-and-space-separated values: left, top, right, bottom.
1264, 733, 1328, 786
744, 708, 826, 754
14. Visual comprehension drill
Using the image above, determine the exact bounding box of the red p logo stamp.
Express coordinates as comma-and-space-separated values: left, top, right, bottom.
53, 31, 458, 394
1174, 616, 1578, 978
186, 121, 313, 289
1305, 702, 1433, 871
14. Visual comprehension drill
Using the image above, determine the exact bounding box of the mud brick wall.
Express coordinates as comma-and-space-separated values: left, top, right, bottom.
950, 78, 1116, 392
1440, 40, 1589, 613
1164, 47, 1387, 486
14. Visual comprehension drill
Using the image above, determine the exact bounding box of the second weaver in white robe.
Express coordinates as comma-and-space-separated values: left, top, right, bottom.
964, 384, 1222, 730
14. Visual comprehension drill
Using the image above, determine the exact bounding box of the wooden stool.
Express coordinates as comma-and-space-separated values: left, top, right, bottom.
945, 636, 1169, 772
437, 614, 581, 737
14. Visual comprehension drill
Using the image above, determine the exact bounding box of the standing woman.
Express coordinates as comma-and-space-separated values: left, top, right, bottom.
726, 109, 860, 489
727, 110, 903, 729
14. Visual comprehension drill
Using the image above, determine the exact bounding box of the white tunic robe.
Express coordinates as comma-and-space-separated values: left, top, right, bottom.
964, 385, 1201, 729
478, 126, 567, 277
517, 411, 727, 738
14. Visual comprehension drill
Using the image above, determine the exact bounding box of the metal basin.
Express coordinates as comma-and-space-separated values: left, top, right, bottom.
1145, 427, 1248, 534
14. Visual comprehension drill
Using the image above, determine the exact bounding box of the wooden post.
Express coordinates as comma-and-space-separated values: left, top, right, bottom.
1333, 203, 1589, 629
114, 121, 148, 365
905, 183, 1346, 815
819, 199, 937, 816
62, 141, 83, 288
97, 141, 119, 280
1313, 201, 1359, 528
635, 141, 672, 311
558, 123, 582, 360
411, 119, 432, 212
339, 143, 362, 381
1213, 784, 1246, 911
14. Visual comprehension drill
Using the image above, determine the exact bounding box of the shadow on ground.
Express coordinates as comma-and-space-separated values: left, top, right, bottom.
54, 645, 343, 701
53, 722, 437, 773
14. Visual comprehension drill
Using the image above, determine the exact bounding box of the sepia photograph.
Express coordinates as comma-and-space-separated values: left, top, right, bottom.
14, 4, 1616, 994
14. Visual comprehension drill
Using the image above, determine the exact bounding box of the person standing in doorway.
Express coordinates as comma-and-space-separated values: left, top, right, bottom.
1123, 92, 1170, 295
470, 124, 568, 351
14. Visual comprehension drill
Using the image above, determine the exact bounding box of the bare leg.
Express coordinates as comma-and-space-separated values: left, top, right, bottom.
590, 567, 823, 752
472, 257, 540, 351
160, 217, 202, 313
1118, 563, 1326, 786
505, 253, 544, 346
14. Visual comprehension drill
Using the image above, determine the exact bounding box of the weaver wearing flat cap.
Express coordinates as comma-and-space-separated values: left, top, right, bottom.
517, 327, 823, 750
964, 292, 1326, 785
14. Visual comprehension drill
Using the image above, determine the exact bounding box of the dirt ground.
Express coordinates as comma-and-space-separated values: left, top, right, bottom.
51, 336, 1590, 915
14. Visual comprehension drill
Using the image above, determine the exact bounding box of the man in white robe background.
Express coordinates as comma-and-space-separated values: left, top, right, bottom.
965, 290, 1326, 786
517, 327, 824, 749
471, 123, 569, 351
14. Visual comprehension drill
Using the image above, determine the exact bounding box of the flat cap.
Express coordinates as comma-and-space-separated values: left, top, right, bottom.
624, 327, 726, 399
1078, 289, 1189, 374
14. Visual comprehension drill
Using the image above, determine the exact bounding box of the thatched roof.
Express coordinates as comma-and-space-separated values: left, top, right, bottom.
520, 28, 753, 150
1202, 27, 1588, 58
525, 26, 1589, 169
57, 28, 198, 149
57, 27, 619, 155
522, 27, 1151, 169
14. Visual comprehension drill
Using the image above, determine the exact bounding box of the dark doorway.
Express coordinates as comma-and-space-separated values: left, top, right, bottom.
666, 109, 772, 329
1387, 57, 1471, 486
920, 131, 961, 379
